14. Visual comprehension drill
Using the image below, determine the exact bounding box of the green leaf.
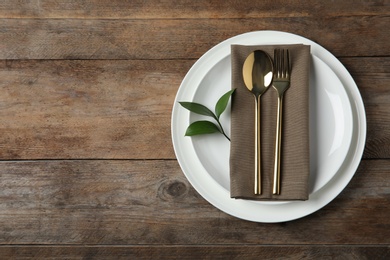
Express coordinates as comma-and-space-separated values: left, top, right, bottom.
215, 89, 235, 119
185, 121, 221, 136
179, 102, 217, 119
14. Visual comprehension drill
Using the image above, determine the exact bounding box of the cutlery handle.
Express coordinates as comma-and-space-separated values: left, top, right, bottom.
273, 94, 283, 195
254, 96, 261, 195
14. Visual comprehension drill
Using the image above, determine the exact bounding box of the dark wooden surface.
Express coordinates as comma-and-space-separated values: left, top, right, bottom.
0, 1, 389, 259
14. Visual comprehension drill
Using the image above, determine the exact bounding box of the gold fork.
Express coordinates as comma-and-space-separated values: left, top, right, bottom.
272, 49, 291, 195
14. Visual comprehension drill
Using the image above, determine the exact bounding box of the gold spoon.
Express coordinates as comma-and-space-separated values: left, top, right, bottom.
242, 50, 274, 195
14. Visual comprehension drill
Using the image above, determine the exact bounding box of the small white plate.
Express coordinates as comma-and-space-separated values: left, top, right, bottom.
171, 31, 366, 222
190, 54, 352, 195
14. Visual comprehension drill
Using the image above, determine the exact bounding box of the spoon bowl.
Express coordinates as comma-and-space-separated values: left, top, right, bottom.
243, 51, 274, 96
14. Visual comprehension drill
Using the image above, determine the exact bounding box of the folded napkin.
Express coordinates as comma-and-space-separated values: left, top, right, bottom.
230, 44, 311, 200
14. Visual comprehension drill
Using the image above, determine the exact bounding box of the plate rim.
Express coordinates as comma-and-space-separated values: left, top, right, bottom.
171, 30, 367, 223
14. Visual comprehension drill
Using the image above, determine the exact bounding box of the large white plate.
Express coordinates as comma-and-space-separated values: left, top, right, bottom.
171, 31, 366, 222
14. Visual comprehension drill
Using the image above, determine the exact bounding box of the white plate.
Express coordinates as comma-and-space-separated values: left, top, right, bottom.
191, 54, 352, 195
171, 31, 366, 222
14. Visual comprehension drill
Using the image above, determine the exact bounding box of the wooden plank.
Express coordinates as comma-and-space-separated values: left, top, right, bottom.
0, 0, 389, 19
0, 159, 388, 245
0, 245, 388, 259
340, 57, 390, 159
0, 17, 389, 60
0, 58, 389, 160
0, 59, 191, 159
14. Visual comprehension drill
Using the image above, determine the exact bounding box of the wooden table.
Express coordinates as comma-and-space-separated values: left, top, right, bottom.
1, 1, 389, 258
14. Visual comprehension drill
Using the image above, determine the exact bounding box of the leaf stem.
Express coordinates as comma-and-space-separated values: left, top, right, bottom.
216, 118, 230, 141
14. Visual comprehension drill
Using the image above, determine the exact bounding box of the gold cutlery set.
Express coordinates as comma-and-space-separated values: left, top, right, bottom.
242, 49, 291, 195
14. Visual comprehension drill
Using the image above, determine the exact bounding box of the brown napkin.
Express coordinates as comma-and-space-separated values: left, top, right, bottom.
230, 44, 311, 200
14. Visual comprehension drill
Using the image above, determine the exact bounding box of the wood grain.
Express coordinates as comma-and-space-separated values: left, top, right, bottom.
0, 59, 191, 159
0, 245, 388, 259
0, 159, 388, 245
0, 58, 389, 160
1, 0, 389, 19
0, 16, 389, 60
340, 57, 390, 159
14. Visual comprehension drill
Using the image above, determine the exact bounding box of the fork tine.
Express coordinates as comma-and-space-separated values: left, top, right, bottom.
274, 48, 289, 78
285, 49, 290, 78
282, 49, 285, 77
281, 49, 285, 78
279, 49, 283, 78
282, 49, 286, 77
273, 49, 277, 77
